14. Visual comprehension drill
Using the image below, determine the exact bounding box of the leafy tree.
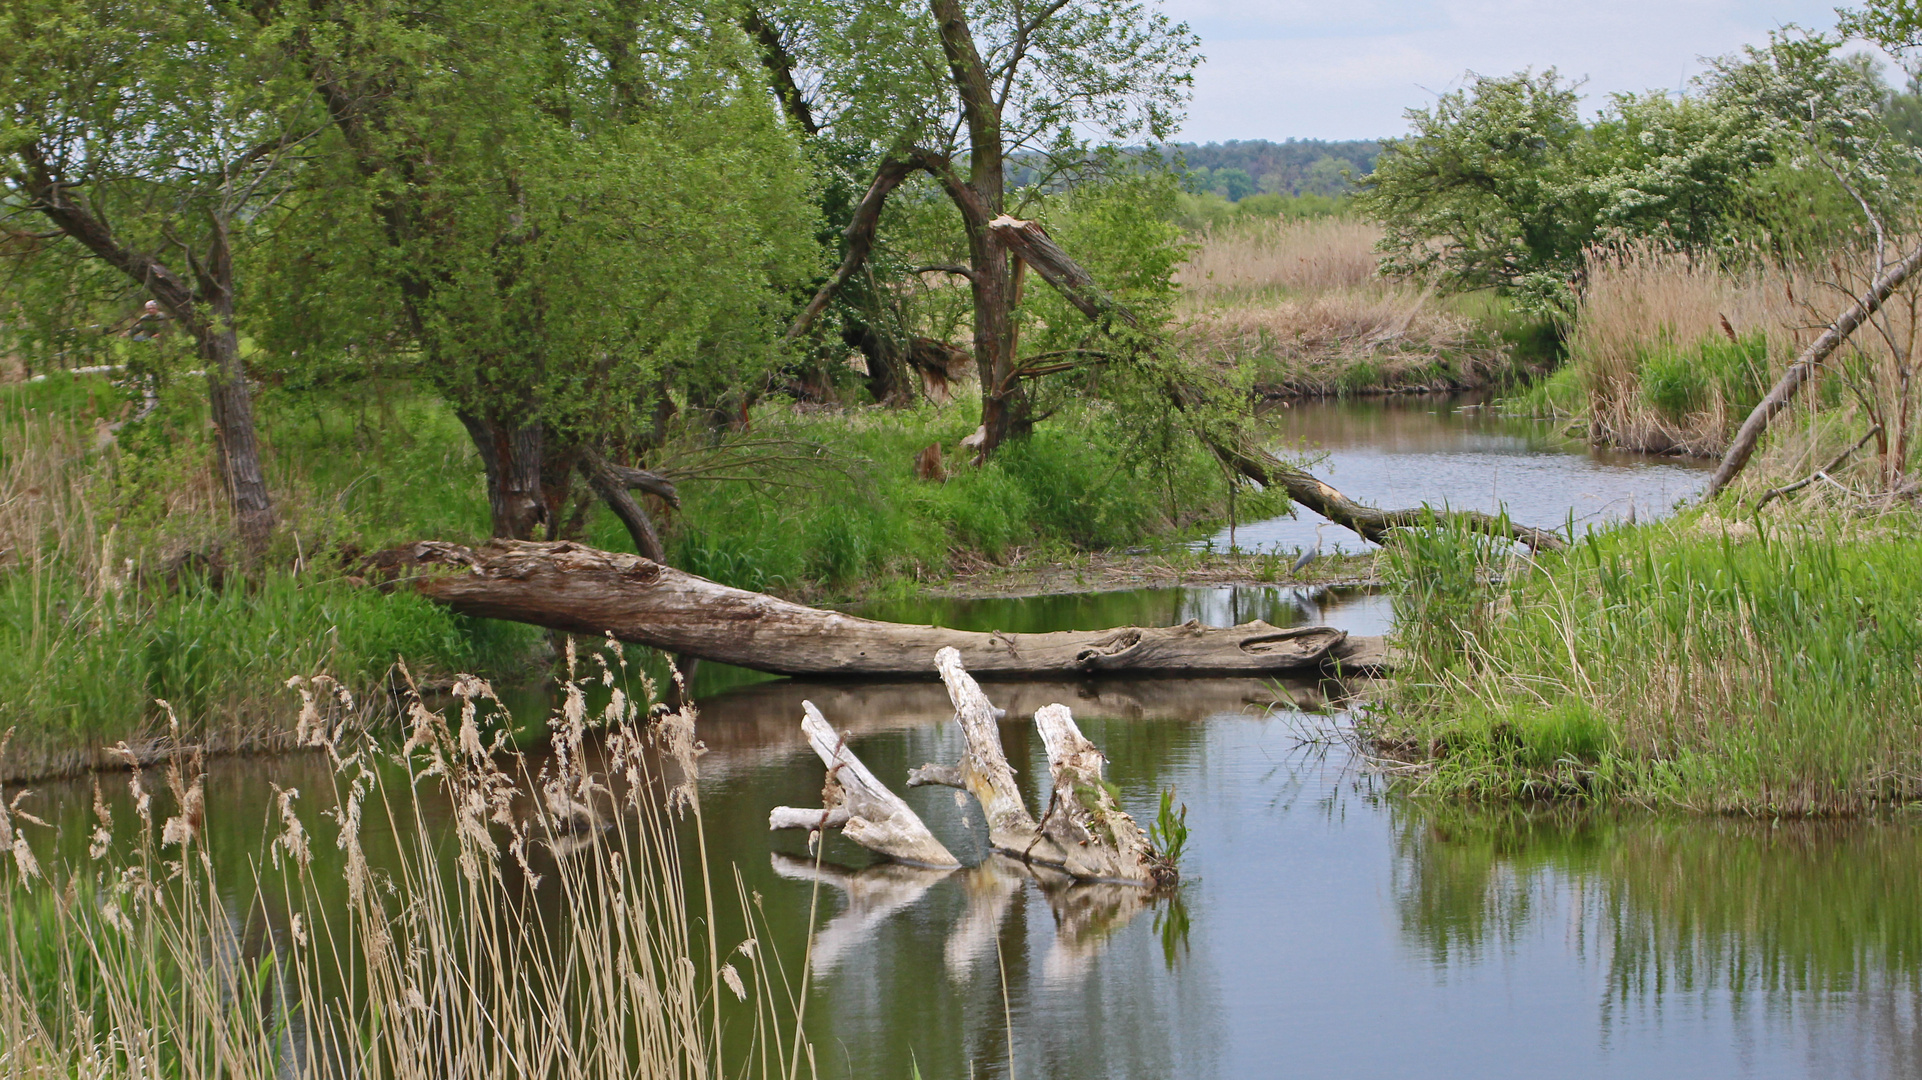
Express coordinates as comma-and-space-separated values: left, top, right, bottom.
762, 0, 1200, 457
246, 0, 817, 544
0, 0, 314, 554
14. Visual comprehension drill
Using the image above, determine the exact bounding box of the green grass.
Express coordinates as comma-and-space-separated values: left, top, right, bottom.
1637, 331, 1770, 421
1374, 509, 1922, 814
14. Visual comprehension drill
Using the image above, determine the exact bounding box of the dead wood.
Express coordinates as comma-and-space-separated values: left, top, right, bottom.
366, 539, 1389, 677
768, 701, 959, 867
581, 450, 666, 563
911, 648, 1162, 885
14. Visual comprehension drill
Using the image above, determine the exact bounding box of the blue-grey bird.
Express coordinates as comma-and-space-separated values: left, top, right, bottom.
1291, 523, 1328, 575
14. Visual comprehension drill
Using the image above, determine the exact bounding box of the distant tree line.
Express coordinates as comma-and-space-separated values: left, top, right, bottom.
1164, 140, 1380, 200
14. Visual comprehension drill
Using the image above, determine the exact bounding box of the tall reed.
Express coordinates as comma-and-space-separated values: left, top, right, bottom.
0, 640, 812, 1079
1176, 218, 1507, 393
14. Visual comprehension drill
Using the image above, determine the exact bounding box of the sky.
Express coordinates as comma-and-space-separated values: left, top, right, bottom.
1162, 0, 1900, 142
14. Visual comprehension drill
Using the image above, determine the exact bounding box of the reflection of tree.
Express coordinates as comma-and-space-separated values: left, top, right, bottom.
1393, 803, 1922, 1068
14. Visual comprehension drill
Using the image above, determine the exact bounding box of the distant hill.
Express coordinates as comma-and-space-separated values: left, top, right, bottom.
1163, 139, 1382, 201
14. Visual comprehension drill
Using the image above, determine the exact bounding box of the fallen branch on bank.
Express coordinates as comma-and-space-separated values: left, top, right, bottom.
984, 215, 1565, 552
366, 539, 1390, 677
1751, 425, 1881, 512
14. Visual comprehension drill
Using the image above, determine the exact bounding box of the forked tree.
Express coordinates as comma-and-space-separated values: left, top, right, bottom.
760, 0, 1200, 458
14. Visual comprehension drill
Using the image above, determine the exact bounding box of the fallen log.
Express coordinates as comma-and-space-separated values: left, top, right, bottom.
768, 701, 960, 868
367, 539, 1390, 677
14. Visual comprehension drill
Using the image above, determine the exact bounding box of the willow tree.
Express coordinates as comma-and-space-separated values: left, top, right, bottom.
0, 0, 315, 554
763, 0, 1199, 456
247, 0, 817, 546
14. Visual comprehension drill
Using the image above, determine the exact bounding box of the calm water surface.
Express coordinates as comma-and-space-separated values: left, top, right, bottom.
1208, 394, 1714, 556
17, 400, 1919, 1078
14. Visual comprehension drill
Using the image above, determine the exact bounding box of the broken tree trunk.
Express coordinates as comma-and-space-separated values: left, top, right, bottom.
910, 648, 1162, 885
769, 701, 959, 868
1705, 239, 1922, 497
985, 214, 1565, 552
367, 540, 1390, 676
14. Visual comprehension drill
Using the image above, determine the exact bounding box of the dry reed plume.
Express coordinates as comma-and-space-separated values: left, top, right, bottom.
1175, 218, 1500, 393
0, 639, 813, 1079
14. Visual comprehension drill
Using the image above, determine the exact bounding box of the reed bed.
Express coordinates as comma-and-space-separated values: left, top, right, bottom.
1373, 510, 1922, 815
1175, 218, 1507, 393
1566, 246, 1811, 455
0, 641, 814, 1079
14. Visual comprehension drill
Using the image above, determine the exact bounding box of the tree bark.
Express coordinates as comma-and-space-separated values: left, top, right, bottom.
366, 539, 1391, 676
767, 701, 961, 867
581, 449, 667, 562
1705, 239, 1922, 497
456, 410, 548, 540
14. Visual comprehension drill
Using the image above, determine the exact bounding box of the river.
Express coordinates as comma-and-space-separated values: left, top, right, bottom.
15, 398, 1920, 1079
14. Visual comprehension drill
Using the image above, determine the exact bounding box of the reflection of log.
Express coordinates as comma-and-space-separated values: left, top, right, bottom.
768, 702, 959, 868
369, 539, 1389, 676
769, 854, 952, 974
912, 649, 1160, 885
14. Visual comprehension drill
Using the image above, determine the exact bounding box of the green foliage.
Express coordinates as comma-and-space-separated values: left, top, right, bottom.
1150, 787, 1190, 868
648, 402, 1261, 594
1636, 332, 1770, 420
1358, 35, 1920, 314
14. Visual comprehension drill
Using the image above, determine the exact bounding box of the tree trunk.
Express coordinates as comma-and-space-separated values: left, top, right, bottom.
201, 323, 275, 556
456, 409, 547, 539
365, 539, 1392, 676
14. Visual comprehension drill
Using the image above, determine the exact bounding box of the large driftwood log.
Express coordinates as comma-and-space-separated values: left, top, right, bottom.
768, 701, 960, 868
911, 648, 1163, 885
368, 539, 1389, 677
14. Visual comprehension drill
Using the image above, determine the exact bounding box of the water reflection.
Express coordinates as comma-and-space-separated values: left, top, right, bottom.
1213, 394, 1714, 555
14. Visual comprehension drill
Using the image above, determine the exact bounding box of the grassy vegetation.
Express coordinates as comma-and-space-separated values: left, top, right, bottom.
0, 647, 818, 1079
1175, 216, 1553, 395
1372, 508, 1922, 815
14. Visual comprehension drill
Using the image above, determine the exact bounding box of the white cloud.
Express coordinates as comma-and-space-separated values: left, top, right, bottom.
1162, 0, 1899, 141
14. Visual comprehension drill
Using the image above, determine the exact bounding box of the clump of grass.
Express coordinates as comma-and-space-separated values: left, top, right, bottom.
1565, 246, 1810, 456
0, 642, 814, 1078
637, 401, 1270, 599
1374, 510, 1922, 814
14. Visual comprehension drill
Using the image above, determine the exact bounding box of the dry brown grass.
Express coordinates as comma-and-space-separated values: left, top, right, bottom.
1571, 244, 1922, 480
1570, 246, 1809, 456
1175, 218, 1502, 393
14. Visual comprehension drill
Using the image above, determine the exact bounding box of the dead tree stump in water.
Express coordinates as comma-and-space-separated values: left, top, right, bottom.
768, 701, 960, 868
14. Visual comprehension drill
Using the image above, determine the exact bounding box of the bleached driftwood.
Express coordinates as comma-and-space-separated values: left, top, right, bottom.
911, 648, 1164, 885
768, 701, 960, 868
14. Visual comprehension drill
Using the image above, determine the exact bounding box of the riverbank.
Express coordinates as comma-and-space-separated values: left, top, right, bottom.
1369, 506, 1922, 815
0, 369, 1298, 774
